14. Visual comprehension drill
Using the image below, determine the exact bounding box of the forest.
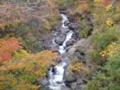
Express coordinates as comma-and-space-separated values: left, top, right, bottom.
0, 0, 120, 90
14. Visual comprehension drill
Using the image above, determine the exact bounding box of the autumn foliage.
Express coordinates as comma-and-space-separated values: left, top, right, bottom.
102, 0, 111, 6
69, 61, 90, 75
0, 50, 58, 90
0, 38, 21, 63
0, 2, 25, 30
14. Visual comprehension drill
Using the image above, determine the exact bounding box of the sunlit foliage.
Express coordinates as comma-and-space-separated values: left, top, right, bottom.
86, 42, 120, 90
0, 50, 58, 90
93, 27, 119, 51
0, 38, 21, 63
86, 1, 120, 89
100, 42, 120, 58
68, 61, 90, 75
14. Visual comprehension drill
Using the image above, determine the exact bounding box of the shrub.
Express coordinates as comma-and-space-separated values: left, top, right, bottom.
15, 24, 44, 53
68, 61, 90, 75
86, 43, 120, 90
0, 2, 25, 30
21, 36, 44, 53
0, 38, 21, 63
92, 27, 119, 51
90, 50, 105, 65
78, 18, 93, 38
0, 50, 58, 90
57, 0, 74, 9
91, 27, 119, 65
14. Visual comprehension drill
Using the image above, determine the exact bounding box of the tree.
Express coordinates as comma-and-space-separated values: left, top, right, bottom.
0, 38, 21, 63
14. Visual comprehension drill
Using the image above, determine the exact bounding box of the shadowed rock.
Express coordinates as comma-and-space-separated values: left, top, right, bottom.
55, 34, 66, 45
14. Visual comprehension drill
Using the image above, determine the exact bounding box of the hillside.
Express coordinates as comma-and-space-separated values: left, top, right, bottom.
0, 0, 120, 90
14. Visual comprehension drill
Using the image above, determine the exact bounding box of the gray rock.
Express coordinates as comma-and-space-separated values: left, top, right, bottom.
68, 23, 79, 30
61, 27, 69, 34
64, 21, 70, 26
66, 39, 76, 47
61, 86, 71, 90
59, 8, 67, 14
74, 85, 83, 90
74, 51, 85, 61
67, 36, 93, 56
64, 72, 76, 82
55, 34, 66, 45
37, 77, 48, 86
51, 45, 59, 52
37, 77, 49, 90
71, 82, 77, 90
72, 33, 80, 40
64, 71, 77, 89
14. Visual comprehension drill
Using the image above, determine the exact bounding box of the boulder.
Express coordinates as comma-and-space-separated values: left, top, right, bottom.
67, 36, 92, 56
74, 51, 86, 62
66, 39, 76, 47
55, 34, 66, 45
59, 8, 67, 14
68, 23, 79, 30
64, 21, 70, 26
64, 71, 77, 88
72, 32, 80, 40
37, 77, 49, 90
61, 27, 69, 34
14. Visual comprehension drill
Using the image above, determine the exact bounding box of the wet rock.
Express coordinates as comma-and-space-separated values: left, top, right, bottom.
64, 71, 77, 88
59, 8, 67, 14
64, 21, 70, 26
74, 51, 86, 61
64, 71, 76, 81
37, 77, 49, 90
61, 27, 69, 34
72, 33, 80, 40
38, 78, 48, 85
68, 23, 79, 30
68, 16, 76, 23
54, 23, 61, 31
66, 39, 76, 47
51, 65, 56, 75
50, 41, 59, 51
61, 86, 71, 90
55, 34, 66, 45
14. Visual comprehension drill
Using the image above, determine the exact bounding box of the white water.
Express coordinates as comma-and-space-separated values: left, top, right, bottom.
48, 14, 73, 90
59, 30, 73, 54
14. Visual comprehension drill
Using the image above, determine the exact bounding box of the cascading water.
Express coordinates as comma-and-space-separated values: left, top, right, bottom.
48, 14, 73, 90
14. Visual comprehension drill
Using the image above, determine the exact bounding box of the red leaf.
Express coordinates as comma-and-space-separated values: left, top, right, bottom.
0, 38, 22, 63
103, 0, 111, 6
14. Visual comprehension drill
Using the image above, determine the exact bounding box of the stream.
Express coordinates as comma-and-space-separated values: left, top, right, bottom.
48, 14, 74, 90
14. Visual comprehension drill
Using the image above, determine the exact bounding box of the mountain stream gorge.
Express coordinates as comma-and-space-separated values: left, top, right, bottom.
45, 13, 79, 90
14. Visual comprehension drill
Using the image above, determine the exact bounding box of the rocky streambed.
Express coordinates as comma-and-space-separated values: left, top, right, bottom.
39, 10, 94, 90
48, 13, 80, 90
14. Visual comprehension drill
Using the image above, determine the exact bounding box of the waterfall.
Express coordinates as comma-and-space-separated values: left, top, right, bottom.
48, 14, 73, 90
